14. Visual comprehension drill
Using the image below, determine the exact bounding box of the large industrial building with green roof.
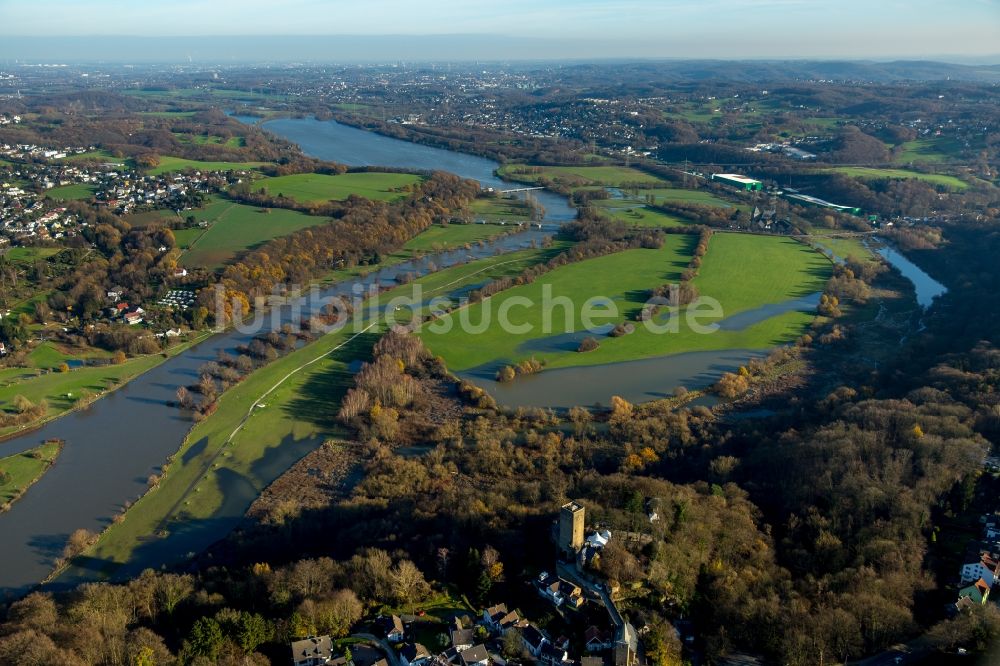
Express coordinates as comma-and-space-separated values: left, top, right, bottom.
711, 173, 763, 191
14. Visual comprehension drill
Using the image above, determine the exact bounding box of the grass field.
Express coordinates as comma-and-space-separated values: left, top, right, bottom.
4, 247, 61, 264
808, 233, 875, 265
174, 132, 245, 148
147, 156, 267, 176
402, 224, 517, 253
57, 150, 125, 165
498, 164, 664, 187
316, 223, 547, 287
0, 337, 204, 440
420, 233, 830, 372
598, 205, 691, 228
636, 187, 737, 208
137, 111, 197, 118
820, 166, 968, 190
893, 136, 962, 164
0, 439, 62, 509
257, 172, 424, 204
57, 244, 568, 580
469, 197, 532, 222
46, 183, 96, 200
175, 198, 334, 269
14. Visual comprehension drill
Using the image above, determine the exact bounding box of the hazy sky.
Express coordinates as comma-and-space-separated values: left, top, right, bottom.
1, 0, 998, 59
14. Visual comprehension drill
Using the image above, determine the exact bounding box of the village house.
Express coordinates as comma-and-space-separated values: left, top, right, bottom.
584, 626, 614, 652
520, 624, 548, 657
482, 604, 509, 632
536, 572, 584, 608
290, 635, 336, 666
539, 643, 570, 666
449, 626, 474, 652
379, 614, 405, 643
458, 645, 490, 666
400, 643, 431, 666
958, 578, 991, 606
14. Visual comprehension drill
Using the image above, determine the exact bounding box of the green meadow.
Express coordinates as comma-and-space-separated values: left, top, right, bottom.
469, 197, 532, 222
820, 166, 967, 190
893, 136, 963, 164
45, 183, 96, 200
498, 164, 663, 187
420, 233, 830, 372
257, 172, 424, 204
173, 132, 245, 148
0, 439, 63, 509
147, 156, 268, 176
635, 186, 738, 208
175, 198, 332, 269
598, 205, 692, 228
0, 338, 203, 440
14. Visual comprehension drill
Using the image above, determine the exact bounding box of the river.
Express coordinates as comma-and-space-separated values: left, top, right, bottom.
0, 117, 945, 595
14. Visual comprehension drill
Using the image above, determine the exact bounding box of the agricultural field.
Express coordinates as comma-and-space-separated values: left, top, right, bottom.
147, 156, 268, 176
256, 172, 424, 204
819, 166, 968, 190
174, 198, 333, 269
420, 233, 830, 372
498, 164, 664, 187
0, 439, 62, 509
45, 183, 96, 200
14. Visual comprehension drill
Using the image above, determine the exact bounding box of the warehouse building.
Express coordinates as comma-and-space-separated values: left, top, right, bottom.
711, 173, 763, 191
781, 191, 861, 216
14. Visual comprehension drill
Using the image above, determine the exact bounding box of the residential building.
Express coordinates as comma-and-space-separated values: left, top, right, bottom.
483, 604, 509, 631
521, 625, 548, 657
450, 628, 475, 651
290, 635, 335, 666
380, 615, 405, 643
459, 645, 490, 666
961, 552, 1000, 586
958, 578, 991, 605
401, 643, 431, 666
584, 626, 614, 652
540, 643, 570, 666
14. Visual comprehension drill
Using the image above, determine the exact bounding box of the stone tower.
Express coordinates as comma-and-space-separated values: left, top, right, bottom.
559, 501, 585, 557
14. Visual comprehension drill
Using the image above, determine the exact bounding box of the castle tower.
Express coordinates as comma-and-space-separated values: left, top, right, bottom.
559, 501, 585, 557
